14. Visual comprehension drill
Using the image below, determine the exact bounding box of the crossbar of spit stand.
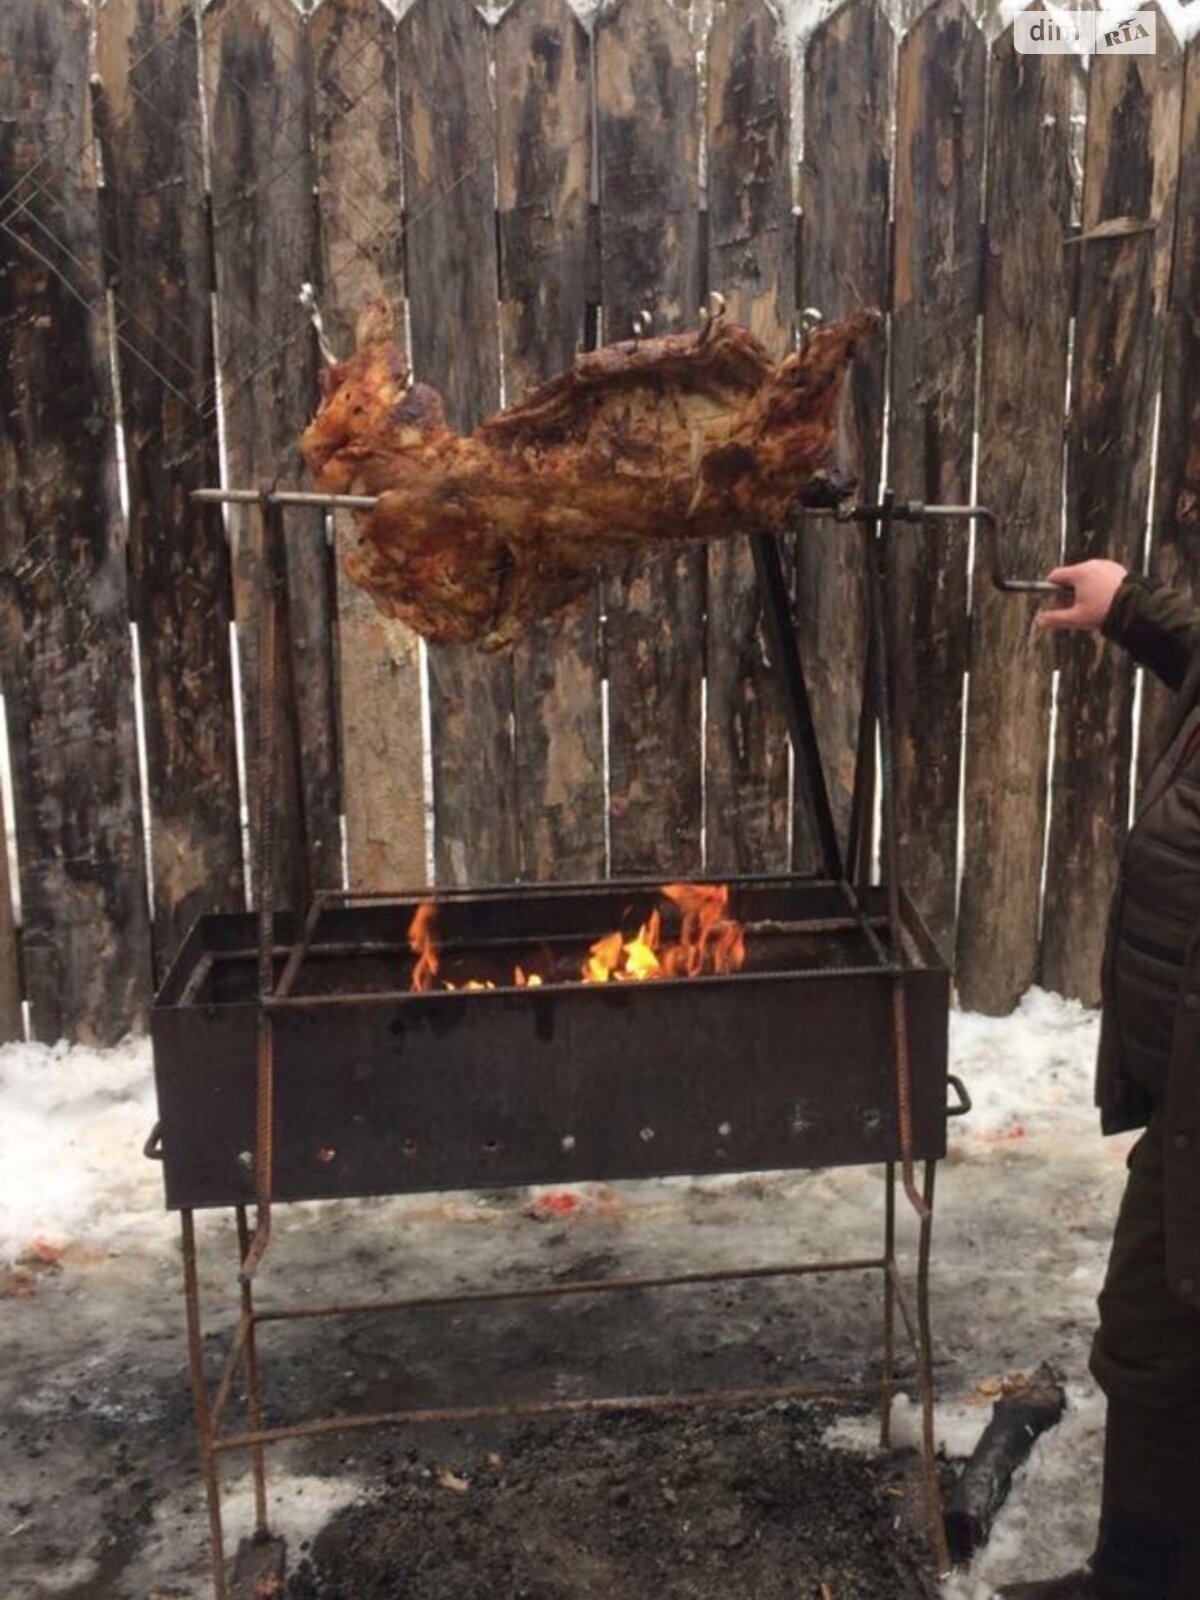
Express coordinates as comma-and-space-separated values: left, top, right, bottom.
179, 484, 972, 1596
180, 1206, 939, 1593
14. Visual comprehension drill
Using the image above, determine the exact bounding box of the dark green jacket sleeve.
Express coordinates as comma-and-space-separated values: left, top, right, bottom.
1102, 576, 1200, 691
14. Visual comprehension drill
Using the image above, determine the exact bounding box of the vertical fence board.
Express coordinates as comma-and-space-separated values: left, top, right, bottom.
889, 0, 985, 958
1043, 9, 1182, 1004
956, 18, 1075, 1012
96, 0, 243, 974
398, 0, 516, 886
1143, 35, 1200, 774
311, 0, 425, 890
204, 0, 341, 904
497, 0, 605, 882
704, 0, 794, 875
0, 0, 151, 1043
798, 0, 894, 868
597, 0, 704, 878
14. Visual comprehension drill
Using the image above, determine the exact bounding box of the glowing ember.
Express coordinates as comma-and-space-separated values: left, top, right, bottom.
406, 886, 746, 994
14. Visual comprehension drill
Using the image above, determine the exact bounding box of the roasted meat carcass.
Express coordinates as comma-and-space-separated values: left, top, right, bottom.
301, 301, 877, 651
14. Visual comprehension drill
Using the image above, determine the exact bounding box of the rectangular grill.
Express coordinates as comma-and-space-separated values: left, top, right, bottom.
152, 878, 950, 1210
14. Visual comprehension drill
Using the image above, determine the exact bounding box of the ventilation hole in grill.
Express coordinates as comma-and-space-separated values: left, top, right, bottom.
561, 1135, 576, 1153
639, 1126, 655, 1143
316, 1146, 337, 1164
483, 1137, 500, 1154
401, 1138, 419, 1157
862, 1109, 883, 1136
717, 1121, 732, 1138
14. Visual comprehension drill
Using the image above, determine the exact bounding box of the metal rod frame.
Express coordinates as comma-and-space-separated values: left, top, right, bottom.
175, 486, 980, 1596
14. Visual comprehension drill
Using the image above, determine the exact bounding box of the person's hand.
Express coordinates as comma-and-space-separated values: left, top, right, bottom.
1035, 559, 1127, 632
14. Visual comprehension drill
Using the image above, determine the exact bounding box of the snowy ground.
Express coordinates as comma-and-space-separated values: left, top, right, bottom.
0, 989, 1132, 1599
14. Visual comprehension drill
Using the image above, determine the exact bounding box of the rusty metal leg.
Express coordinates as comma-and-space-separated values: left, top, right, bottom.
235, 1207, 270, 1535
915, 1161, 950, 1574
181, 1210, 230, 1600
880, 1161, 897, 1449
241, 496, 284, 1286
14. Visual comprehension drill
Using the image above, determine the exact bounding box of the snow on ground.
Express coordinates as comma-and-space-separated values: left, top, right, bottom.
0, 1034, 167, 1267
0, 988, 1132, 1597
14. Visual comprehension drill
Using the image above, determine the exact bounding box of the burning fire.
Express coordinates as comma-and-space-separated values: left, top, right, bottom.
407, 883, 746, 994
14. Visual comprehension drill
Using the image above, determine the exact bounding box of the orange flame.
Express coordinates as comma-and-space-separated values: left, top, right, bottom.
407, 886, 745, 994
408, 901, 440, 992
661, 882, 746, 977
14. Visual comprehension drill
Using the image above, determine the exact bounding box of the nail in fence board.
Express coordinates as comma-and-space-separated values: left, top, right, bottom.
204, 0, 341, 906
1042, 10, 1182, 1006
704, 0, 795, 875
96, 0, 244, 976
597, 0, 705, 878
1143, 36, 1200, 779
496, 0, 605, 884
0, 0, 151, 1043
888, 0, 985, 961
957, 20, 1075, 1014
398, 0, 517, 887
310, 0, 426, 890
798, 0, 894, 869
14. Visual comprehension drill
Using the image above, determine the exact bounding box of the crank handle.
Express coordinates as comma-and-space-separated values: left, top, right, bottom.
890, 502, 1066, 596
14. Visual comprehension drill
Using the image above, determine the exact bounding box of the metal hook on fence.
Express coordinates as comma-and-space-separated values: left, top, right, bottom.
699, 290, 727, 343
798, 306, 824, 347
299, 283, 338, 367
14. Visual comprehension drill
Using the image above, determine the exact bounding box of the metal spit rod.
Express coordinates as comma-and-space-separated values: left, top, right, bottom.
189, 487, 1063, 594
192, 487, 379, 509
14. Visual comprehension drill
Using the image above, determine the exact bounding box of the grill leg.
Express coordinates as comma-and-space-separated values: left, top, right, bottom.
181, 1210, 230, 1600
880, 1161, 897, 1448
236, 1206, 270, 1535
915, 1161, 950, 1574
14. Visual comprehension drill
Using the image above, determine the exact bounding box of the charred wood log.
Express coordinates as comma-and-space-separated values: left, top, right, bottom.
301, 301, 877, 650
944, 1363, 1067, 1565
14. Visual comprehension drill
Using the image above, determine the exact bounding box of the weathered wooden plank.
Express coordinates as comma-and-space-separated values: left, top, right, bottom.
704, 0, 794, 875
1042, 8, 1182, 1005
888, 0, 985, 959
798, 0, 894, 869
956, 17, 1075, 1013
96, 0, 243, 974
398, 0, 516, 886
1143, 35, 1200, 776
310, 0, 425, 890
597, 0, 704, 877
496, 0, 605, 882
0, 0, 151, 1043
204, 0, 341, 906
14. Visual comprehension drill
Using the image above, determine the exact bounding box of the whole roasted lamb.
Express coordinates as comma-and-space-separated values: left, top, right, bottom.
301, 300, 876, 651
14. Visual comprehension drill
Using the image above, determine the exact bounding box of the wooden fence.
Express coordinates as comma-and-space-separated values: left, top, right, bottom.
0, 0, 1196, 1046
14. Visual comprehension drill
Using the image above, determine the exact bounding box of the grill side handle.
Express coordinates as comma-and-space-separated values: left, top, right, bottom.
946, 1074, 972, 1119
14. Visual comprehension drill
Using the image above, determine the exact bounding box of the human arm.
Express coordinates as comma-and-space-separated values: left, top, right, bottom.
1037, 559, 1200, 693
